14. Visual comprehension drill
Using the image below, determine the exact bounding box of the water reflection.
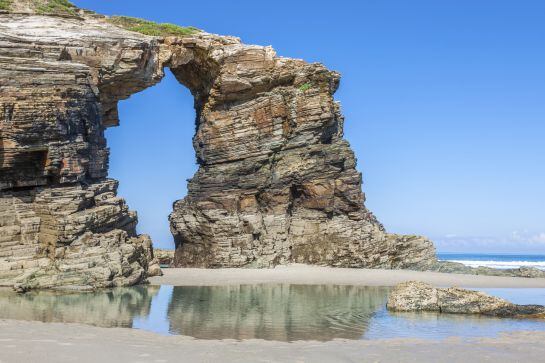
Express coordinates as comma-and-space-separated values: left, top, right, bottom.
166, 285, 390, 341
0, 286, 159, 328
0, 285, 544, 342
133, 285, 173, 334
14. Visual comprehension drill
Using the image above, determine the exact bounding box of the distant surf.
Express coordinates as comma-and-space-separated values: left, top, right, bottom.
437, 253, 545, 270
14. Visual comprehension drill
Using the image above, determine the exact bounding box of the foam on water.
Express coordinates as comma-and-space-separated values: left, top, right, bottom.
446, 260, 545, 269
438, 253, 545, 270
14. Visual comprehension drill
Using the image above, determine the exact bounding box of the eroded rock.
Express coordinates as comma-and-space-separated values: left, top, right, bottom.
164, 28, 437, 269
154, 249, 175, 267
0, 3, 437, 289
387, 281, 545, 318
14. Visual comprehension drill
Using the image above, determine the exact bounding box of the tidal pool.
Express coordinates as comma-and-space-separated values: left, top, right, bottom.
0, 284, 543, 341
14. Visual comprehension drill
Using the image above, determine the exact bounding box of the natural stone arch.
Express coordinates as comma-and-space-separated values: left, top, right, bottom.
0, 10, 436, 290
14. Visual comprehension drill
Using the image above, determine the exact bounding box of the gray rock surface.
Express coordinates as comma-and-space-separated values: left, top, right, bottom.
387, 281, 545, 318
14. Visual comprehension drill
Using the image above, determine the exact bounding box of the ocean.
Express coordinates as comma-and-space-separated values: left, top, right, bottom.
438, 253, 545, 270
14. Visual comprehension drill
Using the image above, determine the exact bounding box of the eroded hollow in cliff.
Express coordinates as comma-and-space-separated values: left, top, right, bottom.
106, 69, 197, 249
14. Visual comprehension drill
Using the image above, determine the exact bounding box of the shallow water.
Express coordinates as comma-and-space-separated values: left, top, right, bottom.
0, 284, 544, 341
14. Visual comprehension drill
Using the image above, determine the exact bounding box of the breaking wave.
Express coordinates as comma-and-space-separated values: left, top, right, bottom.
440, 259, 545, 270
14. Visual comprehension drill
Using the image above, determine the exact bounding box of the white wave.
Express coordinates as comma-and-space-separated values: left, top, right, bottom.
441, 259, 545, 270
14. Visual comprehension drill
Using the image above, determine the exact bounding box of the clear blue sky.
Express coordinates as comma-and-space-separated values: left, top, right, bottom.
72, 0, 545, 253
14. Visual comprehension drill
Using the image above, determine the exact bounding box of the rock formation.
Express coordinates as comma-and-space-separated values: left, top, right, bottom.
0, 1, 437, 289
165, 38, 437, 269
387, 281, 545, 318
433, 261, 545, 278
0, 5, 167, 290
154, 249, 175, 267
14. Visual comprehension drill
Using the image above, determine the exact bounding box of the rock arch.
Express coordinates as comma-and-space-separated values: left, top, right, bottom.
0, 10, 436, 289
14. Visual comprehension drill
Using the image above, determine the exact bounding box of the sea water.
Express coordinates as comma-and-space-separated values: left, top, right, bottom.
0, 284, 544, 342
438, 253, 545, 270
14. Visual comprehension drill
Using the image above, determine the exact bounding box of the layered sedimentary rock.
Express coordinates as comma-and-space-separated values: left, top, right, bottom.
387, 281, 545, 318
0, 179, 159, 290
0, 2, 437, 289
0, 9, 165, 289
165, 31, 437, 269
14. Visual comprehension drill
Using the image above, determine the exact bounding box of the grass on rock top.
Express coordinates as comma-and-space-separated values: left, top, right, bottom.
35, 0, 77, 15
0, 0, 12, 10
108, 16, 200, 37
0, 0, 77, 15
0, 1, 199, 37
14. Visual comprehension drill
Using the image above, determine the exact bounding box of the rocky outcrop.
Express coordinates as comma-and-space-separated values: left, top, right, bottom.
432, 261, 545, 278
0, 8, 166, 290
164, 30, 437, 269
387, 281, 545, 318
154, 249, 175, 267
1, 180, 160, 291
0, 2, 437, 289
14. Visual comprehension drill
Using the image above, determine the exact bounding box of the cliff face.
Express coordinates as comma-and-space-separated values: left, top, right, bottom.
0, 4, 436, 289
0, 10, 165, 290
165, 37, 436, 269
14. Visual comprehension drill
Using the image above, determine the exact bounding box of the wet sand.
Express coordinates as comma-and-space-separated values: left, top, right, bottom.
1, 319, 544, 363
150, 264, 545, 288
2, 266, 544, 362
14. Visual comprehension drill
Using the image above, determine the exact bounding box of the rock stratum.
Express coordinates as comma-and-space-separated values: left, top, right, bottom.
387, 281, 545, 318
0, 1, 437, 289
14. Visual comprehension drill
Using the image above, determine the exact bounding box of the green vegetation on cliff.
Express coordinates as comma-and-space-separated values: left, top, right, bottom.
0, 0, 77, 15
108, 16, 200, 37
35, 0, 77, 15
0, 0, 12, 11
299, 82, 312, 92
0, 1, 199, 37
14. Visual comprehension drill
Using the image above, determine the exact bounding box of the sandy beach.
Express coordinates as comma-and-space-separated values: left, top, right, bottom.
150, 264, 545, 288
1, 266, 544, 362
0, 265, 545, 363
0, 319, 544, 363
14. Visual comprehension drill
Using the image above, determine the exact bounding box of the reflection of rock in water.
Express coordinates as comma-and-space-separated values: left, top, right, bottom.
0, 286, 159, 328
167, 285, 390, 341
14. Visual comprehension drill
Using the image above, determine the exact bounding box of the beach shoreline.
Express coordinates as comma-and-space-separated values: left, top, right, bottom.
2, 267, 545, 362
1, 319, 544, 363
150, 264, 545, 288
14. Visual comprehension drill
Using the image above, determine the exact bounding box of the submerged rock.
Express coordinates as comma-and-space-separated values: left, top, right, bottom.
387, 281, 545, 318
